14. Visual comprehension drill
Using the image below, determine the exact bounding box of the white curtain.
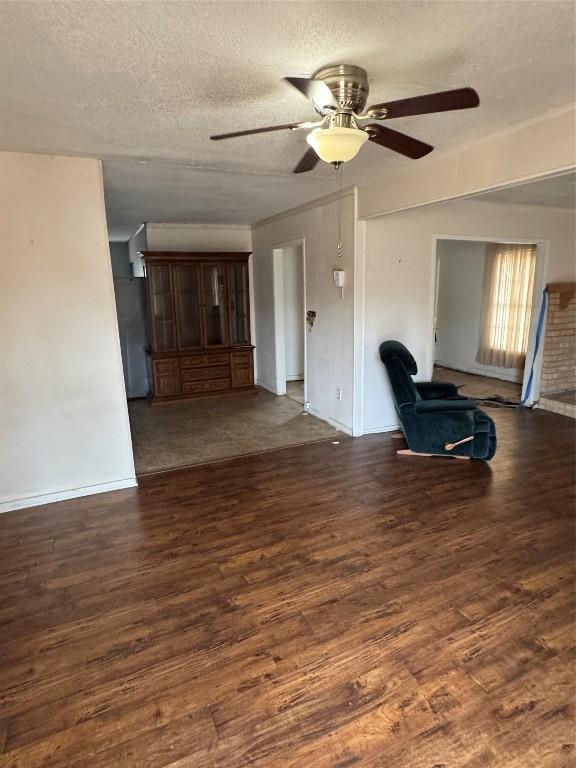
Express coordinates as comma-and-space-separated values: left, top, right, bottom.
477, 243, 536, 369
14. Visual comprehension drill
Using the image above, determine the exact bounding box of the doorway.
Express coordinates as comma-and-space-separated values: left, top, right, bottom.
282, 244, 305, 405
432, 238, 546, 406
272, 241, 306, 406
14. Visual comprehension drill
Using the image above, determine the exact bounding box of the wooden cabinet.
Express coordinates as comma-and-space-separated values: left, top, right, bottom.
142, 252, 256, 404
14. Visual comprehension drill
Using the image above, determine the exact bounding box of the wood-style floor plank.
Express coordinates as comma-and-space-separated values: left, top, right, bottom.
0, 407, 574, 767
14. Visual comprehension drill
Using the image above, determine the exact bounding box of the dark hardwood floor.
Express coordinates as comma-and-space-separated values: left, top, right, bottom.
0, 408, 574, 767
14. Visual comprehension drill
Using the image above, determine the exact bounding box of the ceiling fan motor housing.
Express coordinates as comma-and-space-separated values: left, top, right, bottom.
312, 64, 370, 114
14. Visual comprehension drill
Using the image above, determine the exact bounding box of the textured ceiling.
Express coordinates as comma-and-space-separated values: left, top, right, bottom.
476, 172, 576, 210
0, 1, 574, 239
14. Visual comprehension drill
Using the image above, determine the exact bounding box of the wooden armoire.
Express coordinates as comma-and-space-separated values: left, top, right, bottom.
142, 251, 256, 404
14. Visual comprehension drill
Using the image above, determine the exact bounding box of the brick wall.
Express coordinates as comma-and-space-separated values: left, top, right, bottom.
540, 283, 576, 396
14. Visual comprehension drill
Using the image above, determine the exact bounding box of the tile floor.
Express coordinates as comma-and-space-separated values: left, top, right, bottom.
128, 387, 340, 475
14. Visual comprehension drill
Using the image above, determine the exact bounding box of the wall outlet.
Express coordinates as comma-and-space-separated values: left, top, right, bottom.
336, 388, 342, 401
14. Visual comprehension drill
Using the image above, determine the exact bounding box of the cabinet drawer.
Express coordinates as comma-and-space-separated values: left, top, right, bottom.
182, 379, 230, 395
180, 353, 229, 368
181, 365, 230, 382
154, 359, 179, 375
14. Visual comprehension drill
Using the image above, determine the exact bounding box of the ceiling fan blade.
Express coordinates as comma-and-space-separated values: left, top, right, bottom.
284, 77, 338, 110
210, 121, 306, 141
366, 87, 480, 119
293, 147, 319, 174
366, 124, 433, 159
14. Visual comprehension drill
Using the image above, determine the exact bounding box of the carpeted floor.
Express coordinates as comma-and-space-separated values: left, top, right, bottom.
128, 388, 341, 475
433, 365, 522, 401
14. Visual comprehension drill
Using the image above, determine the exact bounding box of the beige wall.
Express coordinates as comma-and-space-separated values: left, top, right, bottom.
146, 223, 252, 251
361, 199, 576, 433
0, 152, 135, 511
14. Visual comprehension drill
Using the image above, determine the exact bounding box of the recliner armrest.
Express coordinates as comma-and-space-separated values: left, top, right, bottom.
415, 381, 460, 399
414, 398, 477, 414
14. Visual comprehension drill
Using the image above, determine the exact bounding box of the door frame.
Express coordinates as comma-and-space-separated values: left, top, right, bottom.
271, 239, 306, 400
430, 234, 549, 406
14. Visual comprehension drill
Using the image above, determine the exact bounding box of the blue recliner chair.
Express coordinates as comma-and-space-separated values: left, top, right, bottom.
379, 340, 497, 460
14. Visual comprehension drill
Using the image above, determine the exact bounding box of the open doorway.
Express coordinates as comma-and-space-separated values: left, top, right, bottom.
433, 238, 544, 406
272, 240, 307, 405
281, 244, 305, 405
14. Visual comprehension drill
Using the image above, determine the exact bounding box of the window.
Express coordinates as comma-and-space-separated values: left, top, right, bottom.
477, 243, 536, 369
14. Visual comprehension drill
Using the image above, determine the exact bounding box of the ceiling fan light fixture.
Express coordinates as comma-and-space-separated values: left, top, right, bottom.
306, 127, 368, 164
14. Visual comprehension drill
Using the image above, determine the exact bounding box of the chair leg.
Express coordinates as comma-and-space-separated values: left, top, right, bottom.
397, 449, 470, 460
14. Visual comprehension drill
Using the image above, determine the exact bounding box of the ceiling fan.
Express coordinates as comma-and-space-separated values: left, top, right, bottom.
210, 65, 480, 173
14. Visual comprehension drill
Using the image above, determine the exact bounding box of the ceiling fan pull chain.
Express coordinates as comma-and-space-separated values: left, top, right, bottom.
336, 163, 343, 259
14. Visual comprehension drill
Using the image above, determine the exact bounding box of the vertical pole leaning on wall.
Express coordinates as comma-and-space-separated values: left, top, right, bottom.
521, 288, 548, 406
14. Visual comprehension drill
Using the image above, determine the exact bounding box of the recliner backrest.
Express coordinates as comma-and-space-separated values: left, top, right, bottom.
379, 341, 420, 407
379, 340, 418, 375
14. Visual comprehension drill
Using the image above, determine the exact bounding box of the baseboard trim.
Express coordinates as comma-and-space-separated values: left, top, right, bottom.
361, 425, 400, 435
307, 407, 353, 436
434, 360, 522, 384
0, 478, 138, 514
255, 380, 282, 395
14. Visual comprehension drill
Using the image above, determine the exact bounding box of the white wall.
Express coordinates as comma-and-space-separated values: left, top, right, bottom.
252, 191, 356, 433
282, 245, 304, 381
0, 152, 136, 512
358, 106, 575, 218
435, 239, 523, 383
146, 223, 252, 251
362, 199, 576, 433
110, 241, 131, 278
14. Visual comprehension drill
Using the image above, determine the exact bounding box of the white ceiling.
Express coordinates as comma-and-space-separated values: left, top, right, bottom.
476, 172, 576, 210
0, 1, 574, 240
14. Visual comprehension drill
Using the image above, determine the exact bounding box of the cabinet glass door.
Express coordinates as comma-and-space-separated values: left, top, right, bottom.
174, 264, 203, 348
147, 264, 176, 351
202, 264, 228, 346
228, 262, 250, 345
